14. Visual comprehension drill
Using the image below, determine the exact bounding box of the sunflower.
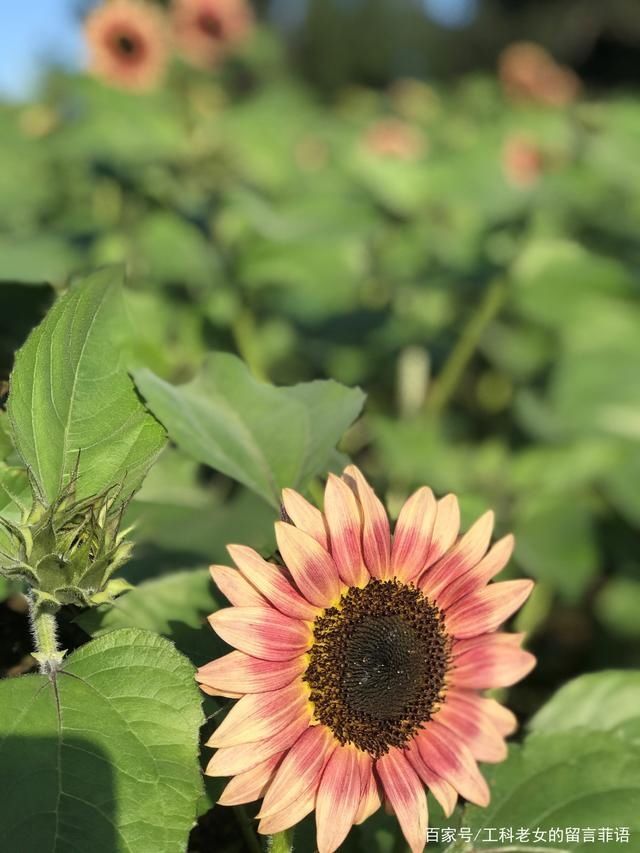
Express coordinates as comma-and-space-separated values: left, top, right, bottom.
171, 0, 254, 68
197, 467, 535, 852
498, 41, 581, 107
502, 134, 543, 188
84, 1, 169, 92
363, 118, 426, 161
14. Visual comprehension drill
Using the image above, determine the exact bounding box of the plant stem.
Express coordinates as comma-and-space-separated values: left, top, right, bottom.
426, 279, 507, 417
28, 595, 60, 673
269, 829, 294, 853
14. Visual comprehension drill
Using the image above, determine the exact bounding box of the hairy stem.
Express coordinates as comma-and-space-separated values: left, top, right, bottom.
28, 595, 60, 672
427, 279, 507, 416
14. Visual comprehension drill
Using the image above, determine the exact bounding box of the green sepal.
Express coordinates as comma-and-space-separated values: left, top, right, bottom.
31, 589, 63, 613
0, 478, 134, 610
88, 577, 134, 606
31, 649, 67, 668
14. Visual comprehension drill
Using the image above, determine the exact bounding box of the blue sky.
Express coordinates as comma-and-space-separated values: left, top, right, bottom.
0, 1, 86, 100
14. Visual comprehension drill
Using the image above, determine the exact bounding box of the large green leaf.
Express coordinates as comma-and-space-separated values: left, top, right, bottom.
118, 447, 276, 582
7, 268, 166, 505
0, 629, 203, 853
134, 353, 365, 507
458, 671, 640, 852
511, 239, 634, 329
529, 670, 640, 734
461, 728, 640, 852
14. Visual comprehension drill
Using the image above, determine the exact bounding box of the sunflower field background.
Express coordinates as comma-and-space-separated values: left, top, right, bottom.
1, 1, 640, 852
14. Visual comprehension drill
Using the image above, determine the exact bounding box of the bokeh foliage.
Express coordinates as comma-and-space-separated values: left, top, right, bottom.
1, 17, 640, 853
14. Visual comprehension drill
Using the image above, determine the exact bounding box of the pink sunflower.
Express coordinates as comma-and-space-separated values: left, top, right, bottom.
197, 466, 535, 852
498, 41, 581, 108
363, 118, 426, 161
171, 0, 254, 68
502, 134, 543, 188
84, 1, 169, 92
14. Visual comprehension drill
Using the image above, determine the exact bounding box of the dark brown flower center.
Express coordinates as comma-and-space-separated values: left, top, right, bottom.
110, 29, 146, 63
304, 579, 451, 757
197, 12, 224, 39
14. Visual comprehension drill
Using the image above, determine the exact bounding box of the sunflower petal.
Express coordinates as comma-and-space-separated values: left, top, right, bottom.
209, 606, 312, 660
210, 564, 266, 607
416, 719, 490, 807
208, 681, 310, 748
324, 474, 368, 587
354, 752, 381, 824
257, 785, 316, 835
445, 579, 534, 638
452, 632, 536, 688
275, 521, 341, 607
258, 725, 335, 818
435, 695, 507, 763
405, 740, 458, 818
436, 534, 514, 610
196, 651, 306, 696
316, 745, 361, 853
421, 510, 494, 601
205, 713, 310, 776
343, 465, 391, 579
281, 488, 329, 549
217, 753, 283, 806
377, 748, 428, 853
390, 487, 437, 582
451, 690, 518, 737
228, 544, 319, 620
422, 494, 460, 571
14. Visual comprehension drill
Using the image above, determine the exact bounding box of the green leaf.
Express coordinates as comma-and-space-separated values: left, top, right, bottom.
118, 447, 276, 582
596, 579, 640, 639
0, 235, 78, 284
133, 353, 365, 507
125, 485, 275, 581
529, 670, 640, 734
76, 568, 225, 667
512, 239, 634, 329
0, 463, 30, 518
0, 412, 14, 461
462, 728, 640, 851
7, 267, 166, 506
513, 492, 598, 603
602, 446, 640, 526
0, 628, 204, 853
134, 212, 220, 291
0, 463, 31, 561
